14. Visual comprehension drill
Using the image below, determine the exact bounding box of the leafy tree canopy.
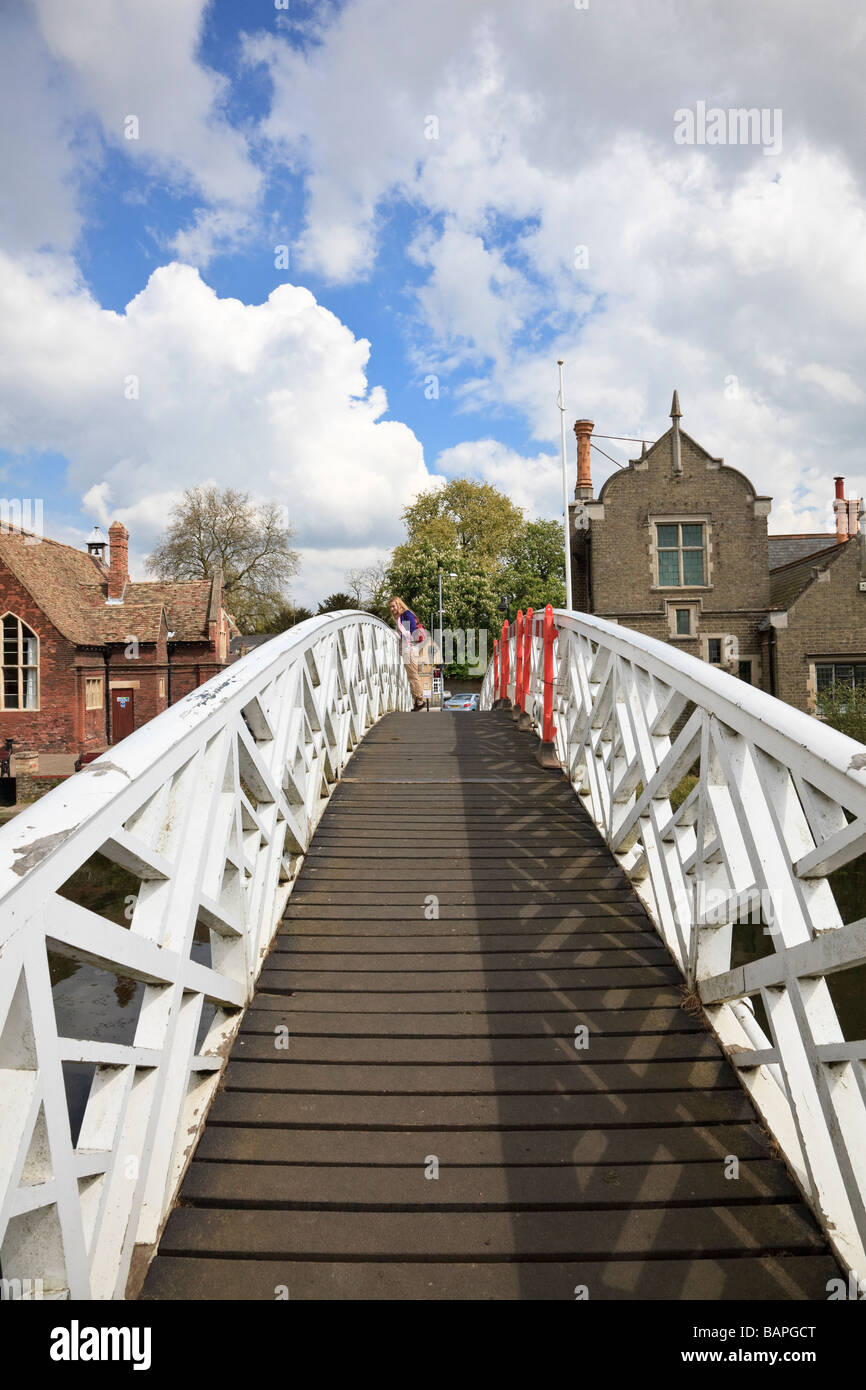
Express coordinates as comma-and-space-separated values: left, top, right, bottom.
500, 518, 567, 614
402, 478, 525, 567
385, 540, 500, 640
264, 603, 314, 633
317, 593, 359, 614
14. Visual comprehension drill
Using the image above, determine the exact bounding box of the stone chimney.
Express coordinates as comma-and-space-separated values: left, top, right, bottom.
573, 419, 594, 499
107, 520, 129, 600
834, 477, 847, 540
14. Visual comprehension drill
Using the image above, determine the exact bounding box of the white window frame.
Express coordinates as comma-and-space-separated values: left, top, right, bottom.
85, 676, 103, 711
1, 612, 40, 712
649, 515, 713, 591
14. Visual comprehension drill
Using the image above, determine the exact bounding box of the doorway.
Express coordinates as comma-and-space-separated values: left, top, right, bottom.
110, 687, 135, 742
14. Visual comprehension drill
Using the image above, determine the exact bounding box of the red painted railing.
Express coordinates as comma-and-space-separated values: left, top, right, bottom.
499, 619, 510, 702
521, 606, 533, 713
541, 603, 556, 743
514, 609, 524, 708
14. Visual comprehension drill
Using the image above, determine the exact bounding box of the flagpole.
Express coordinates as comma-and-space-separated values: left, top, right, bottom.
557, 359, 573, 611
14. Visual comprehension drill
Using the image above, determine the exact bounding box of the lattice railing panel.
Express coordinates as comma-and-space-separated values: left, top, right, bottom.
0, 612, 409, 1298
482, 608, 866, 1282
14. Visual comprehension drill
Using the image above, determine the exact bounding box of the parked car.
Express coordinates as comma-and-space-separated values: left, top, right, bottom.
443, 693, 479, 711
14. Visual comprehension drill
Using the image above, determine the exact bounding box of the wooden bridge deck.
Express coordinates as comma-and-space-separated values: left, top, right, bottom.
142, 711, 838, 1300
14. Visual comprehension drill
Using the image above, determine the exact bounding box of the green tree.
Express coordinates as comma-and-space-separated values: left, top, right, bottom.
500, 518, 567, 613
402, 478, 525, 567
317, 592, 358, 614
265, 602, 314, 633
385, 540, 499, 664
817, 684, 866, 744
146, 485, 299, 631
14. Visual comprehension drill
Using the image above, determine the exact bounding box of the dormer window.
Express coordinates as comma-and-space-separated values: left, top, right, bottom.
2, 615, 39, 710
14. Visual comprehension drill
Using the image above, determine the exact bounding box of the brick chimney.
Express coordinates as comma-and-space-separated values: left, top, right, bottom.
833, 477, 861, 542
574, 419, 594, 499
107, 520, 129, 600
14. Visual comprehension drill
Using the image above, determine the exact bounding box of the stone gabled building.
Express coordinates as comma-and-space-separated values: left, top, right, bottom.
568, 395, 866, 713
0, 519, 236, 780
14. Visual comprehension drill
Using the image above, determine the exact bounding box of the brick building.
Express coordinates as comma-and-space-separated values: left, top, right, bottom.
0, 519, 236, 780
569, 394, 866, 713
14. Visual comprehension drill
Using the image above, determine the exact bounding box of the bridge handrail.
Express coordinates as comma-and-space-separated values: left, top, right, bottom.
482, 606, 866, 1283
0, 611, 410, 1298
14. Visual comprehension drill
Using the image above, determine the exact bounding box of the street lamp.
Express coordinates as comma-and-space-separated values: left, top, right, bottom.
437, 567, 458, 702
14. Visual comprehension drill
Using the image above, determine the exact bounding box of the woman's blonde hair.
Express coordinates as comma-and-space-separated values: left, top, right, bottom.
389, 596, 409, 615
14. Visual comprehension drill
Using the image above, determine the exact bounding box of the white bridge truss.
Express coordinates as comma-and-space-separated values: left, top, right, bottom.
0, 613, 410, 1299
483, 609, 866, 1283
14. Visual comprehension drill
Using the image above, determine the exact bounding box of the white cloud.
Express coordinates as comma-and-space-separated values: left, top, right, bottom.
0, 256, 430, 601
434, 439, 561, 520
0, 6, 91, 255
245, 0, 866, 529
797, 364, 864, 405
33, 0, 260, 207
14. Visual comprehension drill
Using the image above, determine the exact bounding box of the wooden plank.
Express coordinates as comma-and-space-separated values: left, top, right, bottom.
272, 933, 667, 953
141, 1253, 840, 1301
247, 987, 687, 1012
275, 916, 655, 935
237, 1006, 704, 1036
229, 1033, 720, 1062
156, 1203, 825, 1258
222, 1059, 738, 1094
205, 1089, 757, 1128
282, 903, 649, 919
192, 1122, 773, 1166
267, 948, 674, 969
255, 966, 681, 991
178, 1157, 797, 1207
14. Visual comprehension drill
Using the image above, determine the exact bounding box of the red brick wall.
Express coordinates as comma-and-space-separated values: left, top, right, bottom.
169, 643, 225, 703
0, 562, 101, 756
1, 559, 232, 759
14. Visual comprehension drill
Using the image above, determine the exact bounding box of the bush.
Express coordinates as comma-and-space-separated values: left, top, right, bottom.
816, 686, 866, 744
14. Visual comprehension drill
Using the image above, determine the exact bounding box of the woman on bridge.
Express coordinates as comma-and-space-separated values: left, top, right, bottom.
389, 596, 427, 712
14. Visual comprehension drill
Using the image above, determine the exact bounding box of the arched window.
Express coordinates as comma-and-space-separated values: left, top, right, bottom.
2, 614, 39, 710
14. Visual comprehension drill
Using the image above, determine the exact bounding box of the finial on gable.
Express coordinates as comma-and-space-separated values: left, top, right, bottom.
670, 390, 683, 473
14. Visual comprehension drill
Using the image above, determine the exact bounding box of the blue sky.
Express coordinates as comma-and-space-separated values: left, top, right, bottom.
1, 1, 864, 604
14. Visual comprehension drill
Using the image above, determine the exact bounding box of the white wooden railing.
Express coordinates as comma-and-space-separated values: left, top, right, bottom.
0, 612, 410, 1299
483, 608, 866, 1285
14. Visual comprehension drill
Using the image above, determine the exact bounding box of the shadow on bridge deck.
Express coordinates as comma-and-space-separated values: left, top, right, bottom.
141, 711, 839, 1300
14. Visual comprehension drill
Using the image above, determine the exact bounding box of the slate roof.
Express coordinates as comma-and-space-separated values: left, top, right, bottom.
768, 533, 838, 569
768, 537, 851, 610
0, 527, 220, 646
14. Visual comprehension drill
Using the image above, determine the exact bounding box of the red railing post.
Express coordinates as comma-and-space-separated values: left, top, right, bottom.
499, 619, 510, 703
541, 603, 556, 745
514, 609, 524, 709
493, 637, 499, 695
521, 606, 533, 714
